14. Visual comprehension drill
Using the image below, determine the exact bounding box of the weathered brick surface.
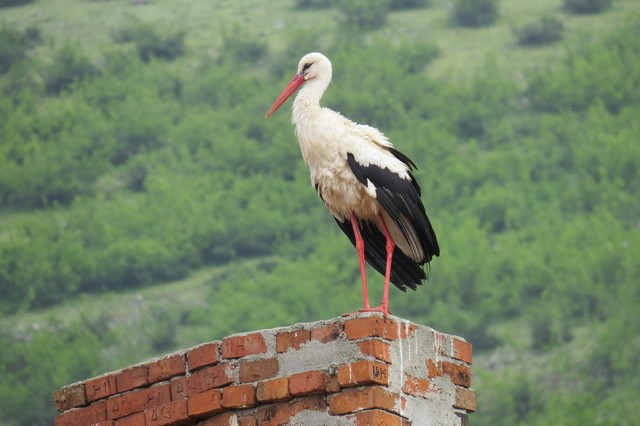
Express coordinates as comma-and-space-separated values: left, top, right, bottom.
338, 359, 390, 387
402, 374, 431, 398
114, 412, 145, 426
329, 386, 404, 415
289, 370, 325, 396
454, 386, 477, 412
256, 377, 291, 403
144, 398, 189, 426
221, 384, 256, 409
453, 338, 473, 364
427, 359, 472, 388
221, 332, 267, 359
107, 383, 171, 420
239, 357, 279, 383
186, 364, 234, 396
187, 342, 220, 371
147, 354, 186, 384
115, 365, 148, 393
85, 374, 117, 402
53, 314, 474, 425
310, 322, 341, 343
199, 412, 239, 426
254, 395, 327, 425
276, 329, 310, 352
187, 388, 223, 418
357, 339, 391, 363
347, 409, 411, 425
53, 382, 87, 412
170, 377, 188, 401
54, 401, 106, 426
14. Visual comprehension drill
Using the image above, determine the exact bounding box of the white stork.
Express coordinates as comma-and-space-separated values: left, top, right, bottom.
265, 52, 439, 317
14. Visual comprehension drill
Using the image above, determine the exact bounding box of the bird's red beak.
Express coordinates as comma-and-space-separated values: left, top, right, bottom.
265, 74, 306, 118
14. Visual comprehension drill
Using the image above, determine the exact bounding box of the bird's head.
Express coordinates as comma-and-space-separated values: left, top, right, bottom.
265, 52, 332, 118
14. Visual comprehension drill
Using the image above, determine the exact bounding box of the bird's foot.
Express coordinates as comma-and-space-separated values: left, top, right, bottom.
341, 305, 391, 318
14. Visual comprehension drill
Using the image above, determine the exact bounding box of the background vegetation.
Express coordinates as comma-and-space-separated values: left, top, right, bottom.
0, 0, 638, 424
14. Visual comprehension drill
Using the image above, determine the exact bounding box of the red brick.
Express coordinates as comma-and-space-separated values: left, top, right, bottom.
310, 322, 341, 343
116, 365, 149, 393
254, 395, 326, 425
344, 316, 399, 341
427, 359, 471, 388
91, 421, 114, 426
222, 384, 256, 409
325, 370, 341, 393
357, 339, 391, 363
221, 333, 266, 359
186, 364, 234, 396
453, 338, 473, 364
144, 399, 189, 426
239, 357, 279, 383
256, 377, 291, 403
347, 409, 410, 425
454, 387, 476, 412
170, 377, 188, 400
338, 360, 390, 387
187, 342, 220, 371
54, 401, 106, 426
85, 374, 117, 402
147, 354, 186, 384
106, 384, 171, 420
402, 374, 430, 398
53, 382, 87, 412
289, 370, 325, 396
276, 329, 310, 352
200, 412, 238, 426
239, 416, 257, 426
114, 412, 145, 426
329, 386, 404, 415
187, 389, 223, 418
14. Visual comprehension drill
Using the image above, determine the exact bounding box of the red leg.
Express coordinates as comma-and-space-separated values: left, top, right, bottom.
375, 213, 395, 317
350, 214, 371, 310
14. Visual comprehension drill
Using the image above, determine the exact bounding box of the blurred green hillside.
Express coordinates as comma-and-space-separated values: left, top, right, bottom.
0, 0, 638, 424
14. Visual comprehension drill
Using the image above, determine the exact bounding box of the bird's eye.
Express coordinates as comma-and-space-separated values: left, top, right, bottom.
302, 63, 312, 73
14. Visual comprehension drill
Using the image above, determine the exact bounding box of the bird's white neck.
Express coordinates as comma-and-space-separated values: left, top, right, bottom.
292, 78, 330, 129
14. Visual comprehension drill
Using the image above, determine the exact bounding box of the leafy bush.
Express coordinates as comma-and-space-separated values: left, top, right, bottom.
113, 19, 185, 62
0, 23, 41, 74
0, 0, 34, 8
514, 16, 564, 47
451, 0, 499, 27
337, 0, 391, 30
43, 43, 98, 95
295, 0, 334, 8
390, 0, 429, 10
564, 0, 612, 14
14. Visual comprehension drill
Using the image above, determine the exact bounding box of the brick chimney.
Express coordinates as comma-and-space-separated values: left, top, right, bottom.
52, 313, 475, 425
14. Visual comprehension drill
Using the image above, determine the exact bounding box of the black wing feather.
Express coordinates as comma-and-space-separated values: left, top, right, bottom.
344, 151, 439, 287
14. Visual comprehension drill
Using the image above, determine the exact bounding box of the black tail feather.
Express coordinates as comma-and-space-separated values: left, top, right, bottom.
334, 217, 427, 291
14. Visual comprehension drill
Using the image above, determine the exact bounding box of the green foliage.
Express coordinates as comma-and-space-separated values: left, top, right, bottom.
514, 16, 564, 47
0, 0, 34, 7
295, 0, 334, 9
390, 0, 429, 10
451, 0, 499, 27
0, 324, 102, 424
113, 18, 185, 62
0, 23, 41, 74
564, 0, 613, 15
0, 4, 639, 425
337, 0, 391, 30
43, 43, 98, 95
527, 24, 640, 112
